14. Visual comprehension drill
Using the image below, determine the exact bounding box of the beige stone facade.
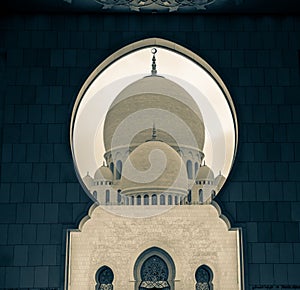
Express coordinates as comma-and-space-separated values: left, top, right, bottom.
67, 204, 243, 290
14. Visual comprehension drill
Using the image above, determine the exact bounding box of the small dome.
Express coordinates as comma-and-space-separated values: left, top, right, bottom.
103, 75, 205, 153
196, 165, 214, 181
83, 173, 93, 188
121, 140, 188, 195
215, 172, 226, 191
94, 165, 113, 181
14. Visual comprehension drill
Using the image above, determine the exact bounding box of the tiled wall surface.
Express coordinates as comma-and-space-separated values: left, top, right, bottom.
0, 13, 300, 290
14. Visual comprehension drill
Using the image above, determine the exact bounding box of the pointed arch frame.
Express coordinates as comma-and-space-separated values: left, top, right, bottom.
133, 247, 176, 290
69, 37, 238, 203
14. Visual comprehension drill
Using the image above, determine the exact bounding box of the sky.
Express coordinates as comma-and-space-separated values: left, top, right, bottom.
73, 47, 236, 180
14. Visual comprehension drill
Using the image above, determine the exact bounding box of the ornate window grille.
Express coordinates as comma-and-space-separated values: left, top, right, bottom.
195, 265, 213, 290
96, 266, 114, 290
139, 255, 170, 290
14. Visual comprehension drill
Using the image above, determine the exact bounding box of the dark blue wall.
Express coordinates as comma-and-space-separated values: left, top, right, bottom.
0, 13, 300, 290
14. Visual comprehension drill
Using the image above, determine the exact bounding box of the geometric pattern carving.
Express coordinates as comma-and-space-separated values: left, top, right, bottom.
94, 0, 216, 12
140, 255, 170, 289
96, 266, 114, 290
195, 266, 212, 290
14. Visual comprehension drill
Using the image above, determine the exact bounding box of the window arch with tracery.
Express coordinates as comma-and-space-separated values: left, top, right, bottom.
195, 265, 213, 290
95, 266, 114, 290
139, 255, 170, 290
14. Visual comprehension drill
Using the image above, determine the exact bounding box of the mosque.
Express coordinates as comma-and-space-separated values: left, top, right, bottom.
67, 49, 243, 290
82, 49, 226, 207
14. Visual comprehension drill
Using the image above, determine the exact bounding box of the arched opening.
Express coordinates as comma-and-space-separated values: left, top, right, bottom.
117, 189, 122, 204
152, 194, 157, 205
105, 190, 110, 204
187, 190, 192, 203
95, 265, 114, 290
211, 190, 216, 199
137, 195, 141, 206
110, 162, 114, 177
195, 162, 199, 176
140, 255, 169, 290
195, 265, 213, 290
199, 189, 203, 203
160, 194, 165, 205
186, 160, 193, 179
93, 191, 97, 199
134, 247, 175, 290
116, 160, 122, 180
174, 196, 178, 205
71, 38, 238, 205
144, 194, 149, 205
168, 195, 172, 205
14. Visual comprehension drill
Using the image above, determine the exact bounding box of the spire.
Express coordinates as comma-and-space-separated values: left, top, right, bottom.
152, 123, 157, 140
151, 48, 157, 75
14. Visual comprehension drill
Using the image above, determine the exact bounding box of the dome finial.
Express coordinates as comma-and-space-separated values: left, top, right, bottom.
152, 123, 157, 140
151, 48, 157, 75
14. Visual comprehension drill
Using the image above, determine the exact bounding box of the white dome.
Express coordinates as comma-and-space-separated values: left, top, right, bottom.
103, 75, 205, 153
121, 140, 188, 195
196, 165, 214, 181
94, 165, 113, 181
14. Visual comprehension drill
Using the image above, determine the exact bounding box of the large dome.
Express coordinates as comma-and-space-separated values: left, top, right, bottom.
120, 140, 188, 195
103, 75, 205, 153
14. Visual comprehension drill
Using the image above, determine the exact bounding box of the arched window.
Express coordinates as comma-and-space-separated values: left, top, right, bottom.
105, 190, 110, 203
179, 196, 184, 205
117, 189, 122, 204
140, 255, 170, 290
110, 162, 114, 176
134, 247, 175, 290
195, 265, 213, 290
116, 160, 122, 180
93, 191, 97, 199
187, 190, 192, 203
160, 194, 165, 205
187, 160, 193, 179
144, 195, 149, 205
195, 162, 199, 176
125, 197, 129, 205
199, 189, 203, 203
174, 196, 178, 205
211, 190, 216, 199
168, 195, 172, 205
137, 195, 141, 205
95, 265, 114, 290
152, 194, 157, 205
131, 196, 135, 205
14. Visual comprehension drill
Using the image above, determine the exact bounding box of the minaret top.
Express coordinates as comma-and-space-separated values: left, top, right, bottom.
151, 48, 157, 75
